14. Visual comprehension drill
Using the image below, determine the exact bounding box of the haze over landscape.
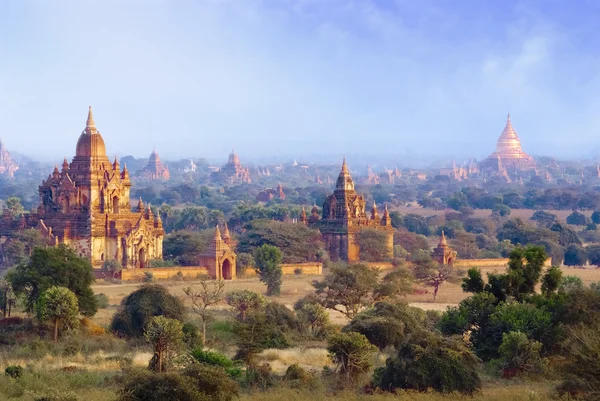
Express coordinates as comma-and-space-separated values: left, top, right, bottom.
2, 0, 600, 162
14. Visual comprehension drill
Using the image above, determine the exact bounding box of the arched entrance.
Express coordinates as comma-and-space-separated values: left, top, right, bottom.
139, 248, 146, 269
113, 196, 119, 213
222, 259, 232, 280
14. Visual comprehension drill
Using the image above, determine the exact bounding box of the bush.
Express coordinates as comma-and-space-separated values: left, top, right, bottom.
182, 322, 203, 349
294, 268, 302, 275
375, 334, 481, 394
117, 369, 204, 401
4, 365, 23, 378
191, 348, 242, 378
94, 293, 109, 309
296, 302, 330, 339
110, 284, 185, 338
327, 332, 377, 378
183, 363, 239, 401
560, 276, 584, 293
496, 331, 547, 377
567, 211, 590, 226
564, 245, 587, 266
143, 271, 154, 283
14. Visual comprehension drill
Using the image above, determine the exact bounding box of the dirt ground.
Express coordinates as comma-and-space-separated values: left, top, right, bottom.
92, 265, 600, 326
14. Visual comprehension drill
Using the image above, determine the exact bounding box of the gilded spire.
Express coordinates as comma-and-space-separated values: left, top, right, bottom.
137, 197, 144, 212
86, 106, 96, 130
439, 231, 448, 247
336, 157, 355, 191
222, 222, 231, 240
214, 224, 222, 240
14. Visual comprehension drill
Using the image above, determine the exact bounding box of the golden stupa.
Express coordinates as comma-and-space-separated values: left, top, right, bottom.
481, 114, 535, 172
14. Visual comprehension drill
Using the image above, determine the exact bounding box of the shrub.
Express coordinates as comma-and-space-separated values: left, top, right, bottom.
191, 348, 242, 379
182, 322, 203, 349
110, 284, 185, 338
560, 323, 600, 399
183, 363, 239, 401
225, 290, 266, 322
327, 332, 377, 379
143, 271, 154, 283
496, 331, 547, 377
564, 245, 587, 266
560, 276, 584, 293
567, 211, 590, 226
283, 363, 309, 382
117, 369, 204, 401
4, 365, 23, 378
541, 266, 562, 296
254, 244, 283, 296
94, 293, 110, 309
294, 268, 303, 275
296, 302, 330, 339
375, 334, 481, 394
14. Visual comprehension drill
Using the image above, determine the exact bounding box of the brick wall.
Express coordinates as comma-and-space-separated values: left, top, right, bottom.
244, 262, 323, 277
120, 266, 208, 281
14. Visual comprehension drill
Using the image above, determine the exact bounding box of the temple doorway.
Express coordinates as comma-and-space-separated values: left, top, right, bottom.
139, 248, 146, 269
222, 259, 232, 280
113, 196, 119, 213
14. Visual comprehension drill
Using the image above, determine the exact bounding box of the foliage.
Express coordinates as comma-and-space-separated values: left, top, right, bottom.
312, 263, 379, 319
356, 228, 392, 261
233, 310, 291, 363
253, 244, 283, 296
102, 259, 123, 277
237, 219, 323, 263
394, 228, 430, 254
497, 218, 558, 246
191, 349, 242, 378
592, 210, 600, 224
94, 293, 109, 309
587, 244, 600, 266
36, 286, 79, 342
559, 275, 584, 293
373, 268, 414, 301
182, 322, 203, 349
144, 316, 184, 372
327, 332, 377, 379
375, 334, 481, 394
530, 210, 557, 227
563, 244, 587, 266
183, 363, 239, 401
496, 331, 547, 377
4, 365, 23, 379
550, 223, 582, 246
560, 322, 600, 399
541, 266, 562, 297
225, 290, 266, 322
236, 252, 254, 276
462, 267, 484, 293
8, 245, 97, 316
0, 279, 16, 318
163, 230, 213, 266
295, 302, 330, 339
505, 245, 548, 301
110, 284, 185, 338
566, 210, 590, 226
1, 229, 48, 266
183, 278, 225, 345
345, 302, 426, 350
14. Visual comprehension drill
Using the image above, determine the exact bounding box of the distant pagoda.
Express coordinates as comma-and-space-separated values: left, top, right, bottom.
0, 139, 19, 178
137, 147, 170, 180
480, 114, 535, 172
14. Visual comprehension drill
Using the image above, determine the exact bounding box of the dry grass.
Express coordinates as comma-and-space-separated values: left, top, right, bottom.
256, 347, 332, 374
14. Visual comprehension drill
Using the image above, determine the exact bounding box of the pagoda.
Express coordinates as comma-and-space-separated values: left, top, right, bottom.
137, 147, 170, 180
481, 114, 535, 172
0, 107, 164, 270
316, 159, 394, 262
211, 150, 251, 184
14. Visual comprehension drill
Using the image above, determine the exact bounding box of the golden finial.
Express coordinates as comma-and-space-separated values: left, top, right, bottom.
86, 106, 96, 130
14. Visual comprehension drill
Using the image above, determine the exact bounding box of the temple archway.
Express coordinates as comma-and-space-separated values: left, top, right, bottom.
63, 196, 70, 213
139, 248, 146, 269
222, 259, 232, 280
112, 196, 119, 213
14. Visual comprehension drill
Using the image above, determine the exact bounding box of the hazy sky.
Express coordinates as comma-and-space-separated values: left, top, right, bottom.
1, 0, 600, 163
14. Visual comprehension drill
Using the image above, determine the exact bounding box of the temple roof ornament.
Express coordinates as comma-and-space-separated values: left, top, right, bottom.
76, 106, 107, 158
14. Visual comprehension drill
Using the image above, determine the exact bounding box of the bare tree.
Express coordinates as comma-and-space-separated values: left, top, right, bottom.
183, 278, 225, 345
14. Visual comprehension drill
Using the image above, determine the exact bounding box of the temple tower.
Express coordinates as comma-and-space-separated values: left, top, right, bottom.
199, 225, 237, 280
481, 114, 535, 172
431, 231, 457, 265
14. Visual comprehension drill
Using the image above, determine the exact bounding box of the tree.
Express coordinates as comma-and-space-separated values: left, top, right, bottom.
313, 264, 378, 319
37, 286, 79, 342
225, 290, 266, 322
498, 331, 547, 377
163, 230, 213, 266
144, 316, 184, 372
451, 231, 480, 259
505, 246, 548, 300
254, 244, 283, 296
183, 278, 225, 345
5, 197, 24, 217
550, 223, 582, 246
564, 245, 587, 267
531, 210, 557, 228
295, 302, 330, 339
356, 228, 393, 261
586, 245, 600, 266
236, 252, 254, 277
110, 285, 185, 338
462, 268, 484, 293
559, 276, 584, 293
541, 266, 563, 297
0, 279, 16, 318
327, 332, 377, 379
373, 268, 414, 301
375, 334, 481, 394
412, 253, 461, 301
560, 323, 600, 399
567, 211, 590, 226
8, 245, 97, 316
492, 204, 511, 217
394, 229, 430, 254
591, 210, 600, 224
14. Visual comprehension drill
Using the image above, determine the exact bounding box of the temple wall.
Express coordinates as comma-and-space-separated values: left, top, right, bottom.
244, 262, 323, 277
453, 257, 552, 268
119, 266, 208, 281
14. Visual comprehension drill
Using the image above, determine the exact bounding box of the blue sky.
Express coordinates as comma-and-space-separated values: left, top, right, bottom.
1, 0, 600, 163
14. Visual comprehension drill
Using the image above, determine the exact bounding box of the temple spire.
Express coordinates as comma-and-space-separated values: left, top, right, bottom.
439, 230, 448, 247
214, 224, 222, 240
86, 106, 96, 130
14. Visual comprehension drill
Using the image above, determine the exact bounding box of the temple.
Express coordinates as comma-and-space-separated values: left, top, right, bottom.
480, 115, 535, 172
431, 231, 456, 265
211, 150, 251, 184
0, 140, 19, 178
316, 159, 394, 262
137, 147, 170, 180
199, 225, 236, 280
0, 107, 164, 270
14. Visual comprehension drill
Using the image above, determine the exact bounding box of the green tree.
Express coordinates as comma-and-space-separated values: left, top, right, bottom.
144, 316, 184, 372
530, 210, 557, 228
313, 263, 379, 319
183, 278, 225, 345
586, 245, 600, 266
492, 204, 511, 217
541, 266, 563, 297
236, 252, 254, 277
110, 284, 185, 338
462, 268, 485, 293
163, 230, 213, 266
37, 286, 79, 342
295, 302, 330, 339
356, 228, 392, 261
559, 276, 584, 293
327, 332, 377, 379
497, 331, 547, 377
375, 334, 481, 394
566, 211, 590, 226
550, 223, 582, 246
254, 244, 283, 296
5, 197, 24, 217
505, 245, 548, 300
564, 245, 587, 267
225, 290, 266, 322
591, 210, 600, 224
0, 279, 16, 318
8, 245, 97, 316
